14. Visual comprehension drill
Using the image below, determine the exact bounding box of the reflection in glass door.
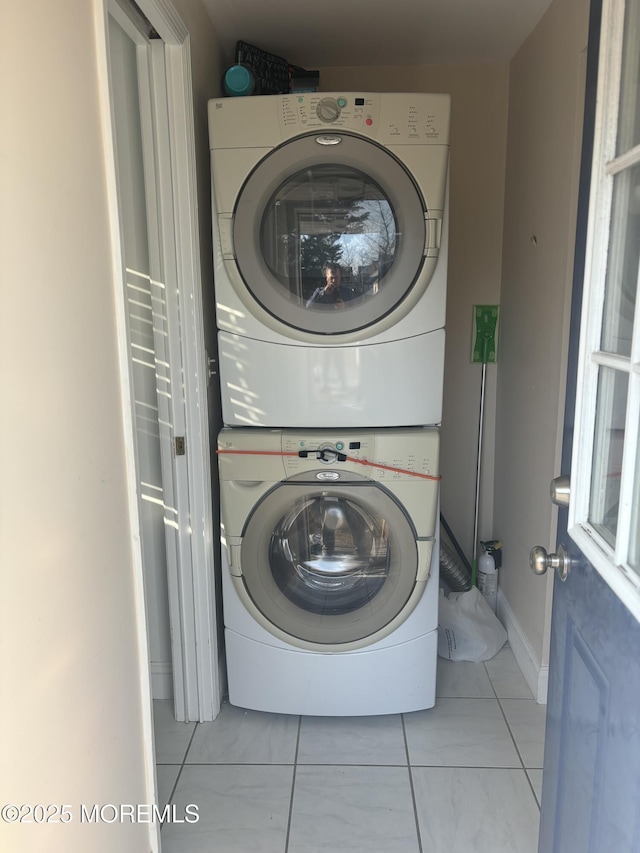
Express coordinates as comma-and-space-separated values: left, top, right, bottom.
260, 164, 399, 310
270, 494, 390, 614
232, 133, 430, 336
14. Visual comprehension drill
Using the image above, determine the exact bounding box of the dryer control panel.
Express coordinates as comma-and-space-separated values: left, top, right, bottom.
279, 94, 379, 134
277, 92, 449, 144
207, 92, 450, 150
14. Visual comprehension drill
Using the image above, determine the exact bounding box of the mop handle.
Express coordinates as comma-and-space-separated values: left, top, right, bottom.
472, 361, 487, 586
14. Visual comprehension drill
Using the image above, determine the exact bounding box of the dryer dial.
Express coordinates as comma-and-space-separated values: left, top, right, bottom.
316, 97, 341, 123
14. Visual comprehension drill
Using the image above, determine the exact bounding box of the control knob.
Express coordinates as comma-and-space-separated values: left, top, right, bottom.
316, 97, 341, 123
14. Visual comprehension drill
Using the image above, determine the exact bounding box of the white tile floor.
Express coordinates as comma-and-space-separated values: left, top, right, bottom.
154, 645, 545, 853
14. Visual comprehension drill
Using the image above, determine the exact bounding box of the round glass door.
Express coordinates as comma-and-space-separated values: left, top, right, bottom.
233, 133, 427, 336
240, 482, 419, 645
270, 495, 389, 615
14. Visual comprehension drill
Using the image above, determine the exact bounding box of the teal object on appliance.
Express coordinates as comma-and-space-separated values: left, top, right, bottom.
223, 65, 256, 97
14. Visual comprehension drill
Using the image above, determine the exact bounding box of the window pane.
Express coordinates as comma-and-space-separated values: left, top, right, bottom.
589, 367, 629, 546
260, 165, 398, 311
601, 164, 640, 357
616, 0, 640, 155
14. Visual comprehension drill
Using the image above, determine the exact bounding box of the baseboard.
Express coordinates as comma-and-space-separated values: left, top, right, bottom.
151, 662, 173, 700
151, 654, 226, 715
497, 589, 548, 704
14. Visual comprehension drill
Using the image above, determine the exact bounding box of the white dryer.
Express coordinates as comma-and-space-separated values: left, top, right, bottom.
208, 92, 450, 428
218, 426, 440, 716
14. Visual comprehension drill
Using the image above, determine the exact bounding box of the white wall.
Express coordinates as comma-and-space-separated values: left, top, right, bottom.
494, 0, 590, 671
318, 65, 509, 560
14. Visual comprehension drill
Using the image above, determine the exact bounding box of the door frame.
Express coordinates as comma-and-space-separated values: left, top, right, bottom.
95, 0, 220, 729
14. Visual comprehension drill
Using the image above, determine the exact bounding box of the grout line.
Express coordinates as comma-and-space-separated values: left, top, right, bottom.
162, 764, 184, 831
402, 713, 424, 853
524, 768, 543, 810
409, 763, 528, 770
294, 762, 412, 768
488, 671, 543, 809
483, 662, 544, 806
283, 716, 302, 853
482, 660, 501, 702
178, 761, 297, 766
161, 719, 200, 829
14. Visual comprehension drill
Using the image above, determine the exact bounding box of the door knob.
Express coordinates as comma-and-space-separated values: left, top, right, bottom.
529, 543, 573, 582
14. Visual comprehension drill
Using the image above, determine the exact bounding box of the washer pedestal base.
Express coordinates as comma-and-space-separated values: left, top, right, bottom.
225, 628, 437, 716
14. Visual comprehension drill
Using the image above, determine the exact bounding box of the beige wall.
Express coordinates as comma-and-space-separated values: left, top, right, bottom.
0, 1, 224, 850
319, 65, 509, 559
494, 0, 590, 666
0, 2, 152, 850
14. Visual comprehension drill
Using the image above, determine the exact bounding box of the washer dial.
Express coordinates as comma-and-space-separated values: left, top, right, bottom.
316, 97, 341, 123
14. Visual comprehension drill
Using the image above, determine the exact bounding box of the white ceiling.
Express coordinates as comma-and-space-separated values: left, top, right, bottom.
200, 0, 553, 68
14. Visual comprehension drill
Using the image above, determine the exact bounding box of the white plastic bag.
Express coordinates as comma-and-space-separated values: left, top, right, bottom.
438, 586, 507, 661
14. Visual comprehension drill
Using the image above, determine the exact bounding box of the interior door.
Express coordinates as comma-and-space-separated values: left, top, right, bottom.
533, 0, 640, 849
108, 8, 180, 703
106, 0, 220, 723
108, 1, 200, 720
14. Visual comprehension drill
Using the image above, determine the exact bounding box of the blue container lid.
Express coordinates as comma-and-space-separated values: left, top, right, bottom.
224, 65, 255, 96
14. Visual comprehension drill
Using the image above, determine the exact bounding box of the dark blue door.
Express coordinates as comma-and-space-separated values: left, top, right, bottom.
537, 0, 640, 849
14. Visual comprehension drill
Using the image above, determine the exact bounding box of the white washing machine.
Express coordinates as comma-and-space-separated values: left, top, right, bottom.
218, 426, 440, 716
208, 92, 450, 428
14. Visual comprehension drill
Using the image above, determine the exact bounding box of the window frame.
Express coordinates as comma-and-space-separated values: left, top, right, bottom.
569, 0, 640, 621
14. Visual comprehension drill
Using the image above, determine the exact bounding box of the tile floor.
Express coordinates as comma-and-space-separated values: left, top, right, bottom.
154, 645, 545, 853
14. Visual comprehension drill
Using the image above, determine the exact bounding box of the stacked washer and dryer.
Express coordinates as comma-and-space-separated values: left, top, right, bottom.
208, 92, 450, 715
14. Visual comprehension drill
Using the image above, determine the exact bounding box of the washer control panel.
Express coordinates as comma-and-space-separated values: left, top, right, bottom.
218, 428, 439, 482
283, 435, 372, 471
281, 430, 438, 480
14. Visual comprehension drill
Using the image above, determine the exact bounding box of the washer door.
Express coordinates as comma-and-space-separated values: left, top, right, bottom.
232, 133, 431, 336
240, 482, 418, 646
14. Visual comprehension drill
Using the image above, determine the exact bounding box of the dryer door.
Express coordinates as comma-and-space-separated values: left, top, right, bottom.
232, 133, 437, 336
240, 481, 419, 646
